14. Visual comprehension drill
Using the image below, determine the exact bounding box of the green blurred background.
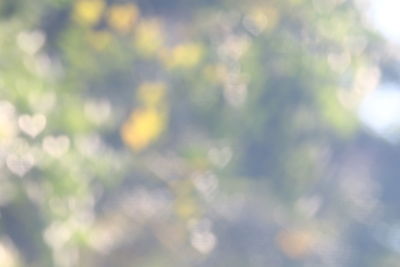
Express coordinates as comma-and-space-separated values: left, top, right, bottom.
0, 0, 399, 266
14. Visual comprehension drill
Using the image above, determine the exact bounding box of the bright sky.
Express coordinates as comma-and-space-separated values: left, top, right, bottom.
358, 84, 400, 142
357, 0, 400, 142
367, 0, 400, 43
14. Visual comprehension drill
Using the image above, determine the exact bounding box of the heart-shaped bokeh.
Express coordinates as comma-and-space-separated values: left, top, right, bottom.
6, 153, 35, 177
208, 146, 232, 168
16, 30, 46, 55
18, 114, 46, 138
42, 135, 70, 158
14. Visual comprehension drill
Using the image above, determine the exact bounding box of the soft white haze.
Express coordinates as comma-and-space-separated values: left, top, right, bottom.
367, 0, 400, 44
357, 0, 400, 141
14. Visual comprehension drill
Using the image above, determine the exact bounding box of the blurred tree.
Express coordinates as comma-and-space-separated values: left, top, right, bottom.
0, 0, 393, 266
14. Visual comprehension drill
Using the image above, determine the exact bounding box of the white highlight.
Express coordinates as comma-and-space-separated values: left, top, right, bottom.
367, 0, 400, 44
358, 84, 400, 141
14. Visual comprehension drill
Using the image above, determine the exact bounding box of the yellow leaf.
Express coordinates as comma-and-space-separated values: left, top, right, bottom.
73, 0, 105, 26
134, 19, 164, 56
107, 3, 139, 33
163, 43, 204, 69
121, 108, 165, 151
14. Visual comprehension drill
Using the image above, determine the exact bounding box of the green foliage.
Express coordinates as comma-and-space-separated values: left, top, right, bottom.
0, 0, 389, 266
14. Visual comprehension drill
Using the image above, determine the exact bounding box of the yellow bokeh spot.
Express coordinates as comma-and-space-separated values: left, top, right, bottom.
107, 3, 139, 33
164, 43, 204, 69
246, 6, 279, 33
87, 30, 112, 51
0, 119, 17, 144
121, 108, 165, 151
134, 19, 164, 56
137, 82, 166, 107
175, 198, 198, 219
276, 229, 316, 259
73, 0, 105, 26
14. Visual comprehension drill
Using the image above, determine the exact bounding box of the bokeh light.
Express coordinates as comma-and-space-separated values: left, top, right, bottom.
0, 0, 398, 266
